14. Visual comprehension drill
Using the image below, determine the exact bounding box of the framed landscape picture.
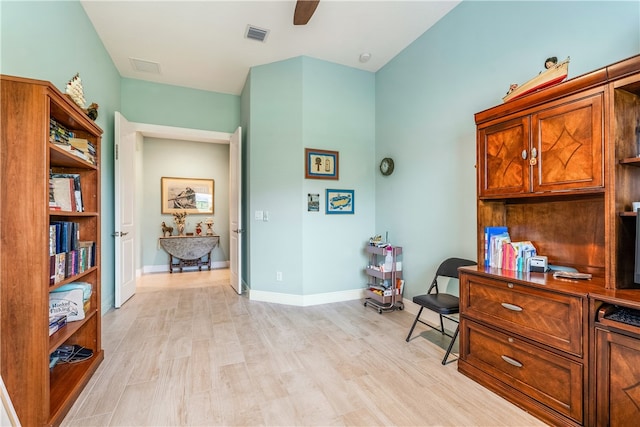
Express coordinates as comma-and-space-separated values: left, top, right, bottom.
326, 189, 354, 214
305, 148, 339, 180
161, 177, 214, 214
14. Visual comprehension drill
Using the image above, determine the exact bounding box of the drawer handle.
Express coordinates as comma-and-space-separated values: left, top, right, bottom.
501, 302, 523, 312
501, 355, 523, 368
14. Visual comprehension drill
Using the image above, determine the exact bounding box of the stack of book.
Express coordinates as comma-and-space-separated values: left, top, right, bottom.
48, 314, 67, 336
485, 226, 537, 271
49, 118, 96, 165
49, 117, 74, 144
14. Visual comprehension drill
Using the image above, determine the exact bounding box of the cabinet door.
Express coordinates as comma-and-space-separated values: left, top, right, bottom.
533, 94, 604, 193
478, 116, 530, 198
595, 327, 640, 427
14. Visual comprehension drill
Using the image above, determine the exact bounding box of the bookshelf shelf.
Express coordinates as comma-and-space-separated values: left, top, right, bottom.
1, 74, 103, 426
48, 309, 99, 352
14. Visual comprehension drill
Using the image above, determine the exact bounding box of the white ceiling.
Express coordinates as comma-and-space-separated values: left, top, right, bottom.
81, 0, 460, 95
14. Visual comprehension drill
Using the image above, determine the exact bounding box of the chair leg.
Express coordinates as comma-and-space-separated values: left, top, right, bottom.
439, 314, 445, 335
405, 307, 424, 342
442, 324, 460, 365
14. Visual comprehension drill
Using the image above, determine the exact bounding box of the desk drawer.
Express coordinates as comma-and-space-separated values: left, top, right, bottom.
461, 273, 584, 356
463, 319, 583, 424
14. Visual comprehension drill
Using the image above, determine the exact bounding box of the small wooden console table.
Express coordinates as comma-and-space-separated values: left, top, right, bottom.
159, 235, 219, 273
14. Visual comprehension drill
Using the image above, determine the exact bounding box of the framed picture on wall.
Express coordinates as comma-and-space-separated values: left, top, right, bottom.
305, 148, 339, 180
161, 177, 214, 214
326, 189, 354, 214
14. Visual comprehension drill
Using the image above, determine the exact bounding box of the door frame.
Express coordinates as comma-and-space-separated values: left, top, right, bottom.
115, 119, 235, 290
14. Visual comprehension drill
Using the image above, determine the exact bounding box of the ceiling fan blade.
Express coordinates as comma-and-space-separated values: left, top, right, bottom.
293, 0, 320, 25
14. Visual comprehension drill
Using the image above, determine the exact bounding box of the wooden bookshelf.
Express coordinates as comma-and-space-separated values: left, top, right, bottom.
1, 75, 104, 426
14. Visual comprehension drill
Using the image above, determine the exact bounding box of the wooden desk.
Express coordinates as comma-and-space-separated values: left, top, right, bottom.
158, 235, 219, 273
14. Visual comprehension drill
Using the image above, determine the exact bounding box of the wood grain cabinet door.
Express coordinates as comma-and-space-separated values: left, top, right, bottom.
595, 327, 640, 427
478, 116, 530, 198
533, 93, 604, 193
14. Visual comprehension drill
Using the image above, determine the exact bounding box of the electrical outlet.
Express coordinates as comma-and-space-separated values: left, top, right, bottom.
255, 210, 263, 220
276, 271, 282, 281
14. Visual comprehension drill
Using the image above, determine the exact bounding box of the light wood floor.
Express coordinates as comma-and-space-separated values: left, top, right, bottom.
61, 269, 546, 426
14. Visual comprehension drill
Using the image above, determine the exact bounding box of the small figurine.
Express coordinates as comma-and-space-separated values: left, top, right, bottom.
204, 217, 214, 235
195, 222, 202, 235
161, 221, 173, 237
85, 102, 99, 121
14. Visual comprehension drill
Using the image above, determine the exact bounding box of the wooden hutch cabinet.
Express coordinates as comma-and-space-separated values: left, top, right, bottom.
1, 75, 103, 426
478, 89, 604, 198
460, 55, 640, 427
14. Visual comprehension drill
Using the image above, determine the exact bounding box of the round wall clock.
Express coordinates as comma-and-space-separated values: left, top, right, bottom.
380, 157, 394, 176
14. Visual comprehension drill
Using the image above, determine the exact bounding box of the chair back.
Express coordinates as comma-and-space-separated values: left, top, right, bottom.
429, 257, 477, 293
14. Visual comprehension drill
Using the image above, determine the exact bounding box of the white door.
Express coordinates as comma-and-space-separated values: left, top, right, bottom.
229, 127, 242, 294
114, 112, 137, 307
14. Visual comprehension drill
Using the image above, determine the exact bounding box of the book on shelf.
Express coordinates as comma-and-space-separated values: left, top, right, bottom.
51, 177, 76, 212
49, 288, 85, 322
49, 117, 74, 145
49, 118, 97, 165
485, 226, 537, 272
484, 226, 508, 268
78, 241, 95, 269
54, 253, 66, 284
48, 314, 67, 336
49, 222, 91, 283
50, 173, 83, 212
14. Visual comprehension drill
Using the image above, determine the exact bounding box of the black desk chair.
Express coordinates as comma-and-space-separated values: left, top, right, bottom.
405, 257, 477, 365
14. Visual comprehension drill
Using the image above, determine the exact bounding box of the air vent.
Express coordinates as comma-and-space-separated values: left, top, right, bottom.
245, 25, 269, 42
129, 58, 161, 74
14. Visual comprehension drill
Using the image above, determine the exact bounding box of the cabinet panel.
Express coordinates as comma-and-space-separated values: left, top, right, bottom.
533, 94, 604, 192
595, 327, 640, 427
463, 319, 583, 423
462, 273, 584, 356
478, 116, 530, 198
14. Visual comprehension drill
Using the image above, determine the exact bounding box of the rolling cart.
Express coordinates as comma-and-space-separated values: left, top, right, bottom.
363, 245, 404, 313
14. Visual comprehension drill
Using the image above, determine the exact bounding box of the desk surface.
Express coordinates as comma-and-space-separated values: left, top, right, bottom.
159, 235, 219, 260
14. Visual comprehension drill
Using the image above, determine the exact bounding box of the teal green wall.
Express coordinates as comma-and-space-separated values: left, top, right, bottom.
301, 57, 375, 295
120, 78, 240, 132
376, 0, 640, 299
247, 57, 376, 296
248, 58, 305, 294
1, 0, 121, 313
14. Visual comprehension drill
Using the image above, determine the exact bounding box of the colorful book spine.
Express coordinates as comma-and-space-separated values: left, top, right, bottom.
484, 226, 508, 268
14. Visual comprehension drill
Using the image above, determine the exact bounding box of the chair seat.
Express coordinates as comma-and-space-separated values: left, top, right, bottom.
412, 293, 459, 314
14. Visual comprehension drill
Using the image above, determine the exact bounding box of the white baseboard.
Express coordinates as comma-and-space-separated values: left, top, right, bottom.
142, 260, 229, 274
249, 288, 366, 307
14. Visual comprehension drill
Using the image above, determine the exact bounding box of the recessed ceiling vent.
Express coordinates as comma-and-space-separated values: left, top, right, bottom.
129, 58, 161, 74
245, 25, 269, 43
